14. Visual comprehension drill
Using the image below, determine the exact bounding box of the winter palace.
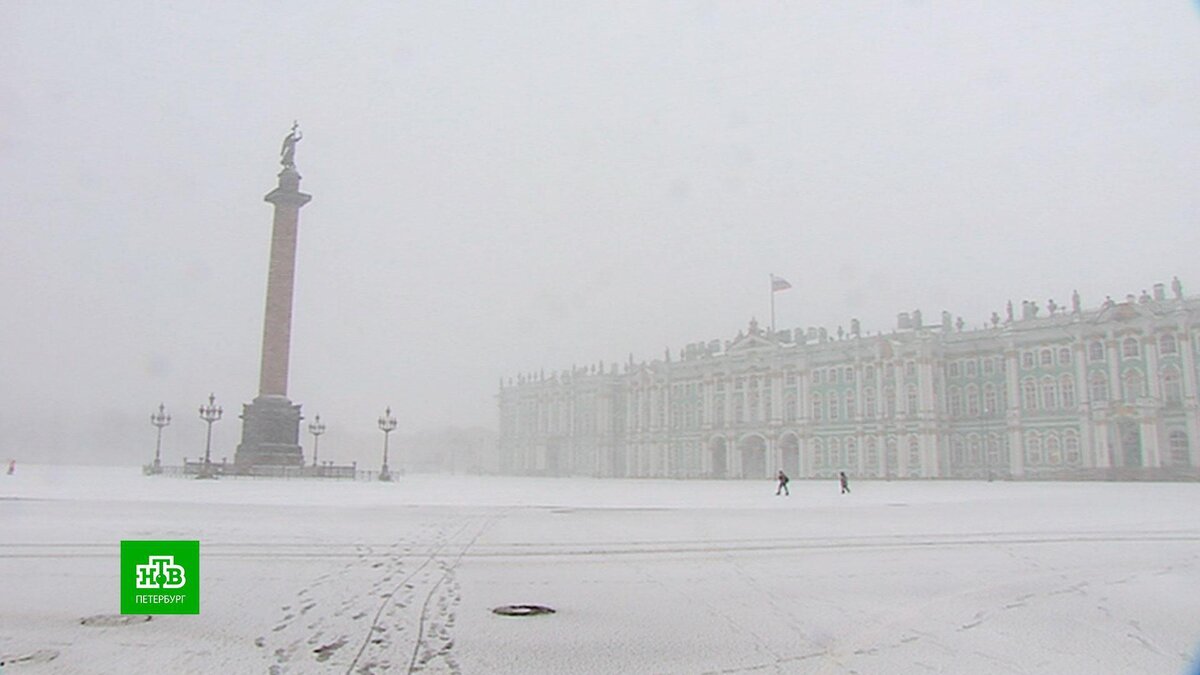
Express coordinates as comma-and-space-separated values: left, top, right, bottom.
497, 280, 1200, 480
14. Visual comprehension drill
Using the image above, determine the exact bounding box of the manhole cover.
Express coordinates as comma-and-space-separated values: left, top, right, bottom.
492, 604, 555, 617
80, 614, 153, 627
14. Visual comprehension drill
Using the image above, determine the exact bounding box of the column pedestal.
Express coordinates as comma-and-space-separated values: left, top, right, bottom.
235, 396, 304, 467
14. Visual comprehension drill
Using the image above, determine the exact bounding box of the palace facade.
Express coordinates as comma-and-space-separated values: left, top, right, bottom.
498, 282, 1200, 480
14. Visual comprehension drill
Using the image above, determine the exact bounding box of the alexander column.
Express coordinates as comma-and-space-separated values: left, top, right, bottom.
234, 123, 312, 468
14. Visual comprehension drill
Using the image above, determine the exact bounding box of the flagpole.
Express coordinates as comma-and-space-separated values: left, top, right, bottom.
770, 274, 776, 333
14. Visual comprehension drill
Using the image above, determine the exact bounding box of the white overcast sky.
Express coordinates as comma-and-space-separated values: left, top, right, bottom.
2, 2, 1199, 463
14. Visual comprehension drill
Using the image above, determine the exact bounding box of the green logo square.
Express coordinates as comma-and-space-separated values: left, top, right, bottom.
120, 540, 199, 615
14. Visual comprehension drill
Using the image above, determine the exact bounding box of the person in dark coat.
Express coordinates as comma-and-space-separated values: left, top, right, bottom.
776, 470, 790, 496
839, 471, 850, 494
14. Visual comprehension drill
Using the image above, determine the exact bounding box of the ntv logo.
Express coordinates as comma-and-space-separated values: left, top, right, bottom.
121, 540, 199, 614
135, 556, 186, 589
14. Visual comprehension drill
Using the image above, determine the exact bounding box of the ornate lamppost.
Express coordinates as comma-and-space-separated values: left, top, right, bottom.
378, 407, 397, 481
308, 414, 326, 468
147, 403, 171, 474
198, 393, 223, 479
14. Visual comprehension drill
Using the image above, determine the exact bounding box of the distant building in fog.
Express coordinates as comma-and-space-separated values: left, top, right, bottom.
498, 282, 1200, 480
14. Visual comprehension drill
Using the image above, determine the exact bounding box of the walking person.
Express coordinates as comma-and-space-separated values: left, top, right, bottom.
776, 469, 790, 496
839, 471, 850, 494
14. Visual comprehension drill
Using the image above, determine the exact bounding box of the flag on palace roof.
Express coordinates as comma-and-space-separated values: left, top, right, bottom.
771, 275, 792, 292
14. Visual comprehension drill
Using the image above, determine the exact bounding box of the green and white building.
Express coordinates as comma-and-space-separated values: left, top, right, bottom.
498, 283, 1200, 480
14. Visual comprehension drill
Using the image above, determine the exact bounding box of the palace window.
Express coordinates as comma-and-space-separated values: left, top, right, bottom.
906, 385, 918, 415
1089, 341, 1105, 362
1060, 376, 1075, 408
968, 435, 982, 465
1169, 431, 1190, 467
949, 362, 960, 377
983, 383, 998, 415
1160, 333, 1178, 355
1041, 377, 1058, 410
864, 388, 876, 418
828, 395, 840, 421
1040, 349, 1053, 366
966, 385, 979, 417
865, 365, 875, 380
884, 387, 896, 417
845, 367, 855, 382
1122, 370, 1144, 403
1122, 337, 1140, 358
1046, 435, 1063, 465
1022, 378, 1039, 410
845, 390, 856, 420
905, 361, 916, 379
1090, 373, 1109, 402
811, 370, 822, 385
1058, 347, 1071, 365
845, 438, 858, 470
1162, 368, 1182, 406
949, 387, 962, 417
812, 394, 823, 422
784, 394, 797, 423
983, 358, 995, 375
966, 360, 977, 377
1025, 433, 1043, 465
1022, 352, 1035, 369
1064, 433, 1081, 465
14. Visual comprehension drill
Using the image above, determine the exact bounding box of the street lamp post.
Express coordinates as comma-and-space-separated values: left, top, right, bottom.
308, 414, 326, 468
198, 393, 223, 479
378, 407, 397, 481
149, 403, 171, 474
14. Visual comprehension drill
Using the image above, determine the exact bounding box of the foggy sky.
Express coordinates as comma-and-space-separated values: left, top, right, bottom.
2, 2, 1199, 465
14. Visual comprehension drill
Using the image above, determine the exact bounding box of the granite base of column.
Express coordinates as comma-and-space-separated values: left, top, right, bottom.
235, 395, 304, 468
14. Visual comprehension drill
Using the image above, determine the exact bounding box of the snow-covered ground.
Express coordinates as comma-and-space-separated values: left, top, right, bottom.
1, 466, 1199, 674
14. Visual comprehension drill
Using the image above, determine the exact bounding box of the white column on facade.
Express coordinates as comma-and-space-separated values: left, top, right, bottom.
1177, 325, 1200, 467
1141, 413, 1162, 468
731, 432, 743, 477
1142, 332, 1163, 468
1004, 346, 1024, 477
919, 355, 939, 477
1105, 336, 1124, 470
1072, 340, 1093, 469
1145, 333, 1162, 399
1106, 337, 1122, 402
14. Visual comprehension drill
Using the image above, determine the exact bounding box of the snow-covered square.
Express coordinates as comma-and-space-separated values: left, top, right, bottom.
2, 466, 1198, 674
